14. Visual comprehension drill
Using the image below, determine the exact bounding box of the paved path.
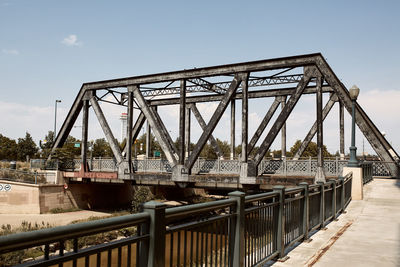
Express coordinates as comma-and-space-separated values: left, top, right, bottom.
272, 178, 400, 267
0, 210, 112, 228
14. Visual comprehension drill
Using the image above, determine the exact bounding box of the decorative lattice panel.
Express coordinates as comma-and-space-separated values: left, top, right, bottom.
220, 160, 240, 173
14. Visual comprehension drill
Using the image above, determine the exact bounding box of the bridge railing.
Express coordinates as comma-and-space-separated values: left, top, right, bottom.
0, 174, 353, 266
360, 161, 373, 184
31, 157, 396, 177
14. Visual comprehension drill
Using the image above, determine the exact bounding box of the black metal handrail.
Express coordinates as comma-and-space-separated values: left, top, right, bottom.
0, 174, 353, 267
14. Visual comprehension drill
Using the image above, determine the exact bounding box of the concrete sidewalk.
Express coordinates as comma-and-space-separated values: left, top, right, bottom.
271, 178, 400, 267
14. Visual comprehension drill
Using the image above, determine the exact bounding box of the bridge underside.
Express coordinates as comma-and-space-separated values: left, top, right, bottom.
53, 53, 399, 184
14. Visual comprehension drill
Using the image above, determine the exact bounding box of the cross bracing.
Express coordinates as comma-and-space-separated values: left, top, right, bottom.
52, 53, 399, 182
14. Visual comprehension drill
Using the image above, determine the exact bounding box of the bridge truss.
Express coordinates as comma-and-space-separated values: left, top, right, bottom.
52, 53, 399, 183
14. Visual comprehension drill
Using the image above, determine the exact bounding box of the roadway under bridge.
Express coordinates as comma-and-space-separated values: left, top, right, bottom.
51, 53, 400, 186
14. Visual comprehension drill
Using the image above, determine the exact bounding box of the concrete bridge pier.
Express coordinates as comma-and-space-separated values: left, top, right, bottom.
239, 161, 257, 184
172, 165, 189, 182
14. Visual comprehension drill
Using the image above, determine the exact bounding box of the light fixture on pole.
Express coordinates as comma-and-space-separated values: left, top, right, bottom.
54, 100, 62, 139
348, 85, 360, 167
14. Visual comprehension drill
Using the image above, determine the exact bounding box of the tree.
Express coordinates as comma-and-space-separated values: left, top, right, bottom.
289, 140, 332, 158
136, 133, 163, 158
39, 131, 55, 158
0, 134, 17, 160
16, 132, 38, 161
92, 138, 113, 157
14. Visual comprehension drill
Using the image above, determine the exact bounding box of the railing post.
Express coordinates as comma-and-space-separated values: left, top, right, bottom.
317, 181, 325, 228
339, 177, 345, 212
308, 156, 312, 176
228, 191, 245, 267
336, 156, 339, 176
329, 179, 337, 219
143, 201, 166, 267
273, 185, 287, 260
283, 157, 287, 177
299, 182, 309, 241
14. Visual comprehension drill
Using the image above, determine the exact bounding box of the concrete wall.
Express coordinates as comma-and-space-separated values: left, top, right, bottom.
0, 180, 41, 214
38, 184, 76, 213
0, 179, 134, 214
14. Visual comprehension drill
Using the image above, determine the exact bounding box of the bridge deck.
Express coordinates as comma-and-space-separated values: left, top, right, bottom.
271, 178, 400, 267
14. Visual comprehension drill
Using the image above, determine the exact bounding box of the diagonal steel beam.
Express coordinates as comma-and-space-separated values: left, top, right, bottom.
151, 106, 179, 157
293, 93, 338, 159
132, 86, 179, 166
121, 111, 146, 153
90, 96, 124, 164
189, 103, 224, 158
51, 87, 85, 156
315, 57, 399, 176
126, 88, 134, 172
247, 99, 281, 157
186, 74, 242, 169
254, 71, 313, 167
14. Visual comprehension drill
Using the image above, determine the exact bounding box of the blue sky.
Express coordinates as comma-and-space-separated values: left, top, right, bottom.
1, 0, 399, 155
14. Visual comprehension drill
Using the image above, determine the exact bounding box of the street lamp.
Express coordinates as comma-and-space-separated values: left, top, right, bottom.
348, 85, 360, 167
54, 100, 62, 139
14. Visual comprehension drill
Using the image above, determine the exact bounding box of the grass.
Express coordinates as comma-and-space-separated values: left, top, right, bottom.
49, 207, 82, 214
0, 221, 53, 266
0, 213, 137, 266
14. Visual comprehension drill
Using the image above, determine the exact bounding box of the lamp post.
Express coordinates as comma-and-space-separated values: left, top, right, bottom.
348, 85, 360, 167
54, 99, 62, 138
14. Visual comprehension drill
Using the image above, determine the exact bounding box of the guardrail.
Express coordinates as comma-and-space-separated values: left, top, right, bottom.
0, 174, 352, 266
0, 168, 52, 184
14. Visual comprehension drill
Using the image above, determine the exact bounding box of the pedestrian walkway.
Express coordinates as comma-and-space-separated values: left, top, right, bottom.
271, 178, 400, 267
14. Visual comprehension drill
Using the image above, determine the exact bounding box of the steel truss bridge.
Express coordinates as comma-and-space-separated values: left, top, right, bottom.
52, 53, 399, 185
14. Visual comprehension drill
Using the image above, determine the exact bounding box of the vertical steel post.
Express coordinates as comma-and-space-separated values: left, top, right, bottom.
273, 185, 286, 259
127, 88, 134, 172
241, 74, 249, 163
315, 76, 326, 182
280, 97, 287, 158
317, 181, 326, 228
185, 106, 191, 160
146, 120, 151, 158
143, 201, 166, 267
339, 177, 345, 212
81, 99, 89, 172
228, 191, 245, 267
299, 182, 309, 240
230, 99, 236, 160
179, 79, 186, 165
339, 102, 345, 160
329, 179, 337, 219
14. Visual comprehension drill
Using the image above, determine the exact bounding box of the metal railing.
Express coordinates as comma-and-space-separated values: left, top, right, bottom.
32, 157, 396, 178
0, 168, 52, 184
360, 161, 373, 184
0, 174, 353, 266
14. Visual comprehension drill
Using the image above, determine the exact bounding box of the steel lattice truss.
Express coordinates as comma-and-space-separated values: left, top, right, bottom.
52, 53, 399, 182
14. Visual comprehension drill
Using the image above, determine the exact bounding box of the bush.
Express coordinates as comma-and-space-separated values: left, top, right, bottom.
131, 186, 154, 213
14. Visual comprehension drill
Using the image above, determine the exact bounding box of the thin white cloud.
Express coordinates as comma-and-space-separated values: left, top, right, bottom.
2, 49, 19, 55
61, 34, 82, 47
